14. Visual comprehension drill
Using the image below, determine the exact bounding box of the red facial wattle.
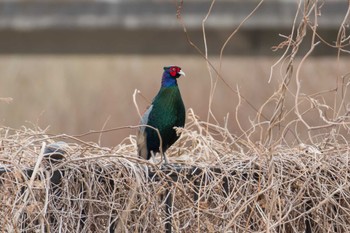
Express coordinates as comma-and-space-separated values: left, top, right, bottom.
169, 67, 180, 77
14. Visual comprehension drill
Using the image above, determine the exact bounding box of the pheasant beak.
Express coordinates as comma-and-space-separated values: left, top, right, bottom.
178, 70, 186, 77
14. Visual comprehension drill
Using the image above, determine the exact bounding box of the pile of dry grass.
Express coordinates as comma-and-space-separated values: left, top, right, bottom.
1, 109, 349, 232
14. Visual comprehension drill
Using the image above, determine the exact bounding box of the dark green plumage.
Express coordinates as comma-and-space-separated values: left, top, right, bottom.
137, 66, 186, 162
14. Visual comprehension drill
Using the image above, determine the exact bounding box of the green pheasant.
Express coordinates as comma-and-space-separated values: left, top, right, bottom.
137, 66, 186, 163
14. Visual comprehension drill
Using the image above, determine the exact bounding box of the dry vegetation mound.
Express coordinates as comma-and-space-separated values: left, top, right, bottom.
0, 109, 349, 232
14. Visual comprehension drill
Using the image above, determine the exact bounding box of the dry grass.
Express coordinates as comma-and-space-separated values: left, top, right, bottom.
0, 110, 349, 232
1, 0, 350, 232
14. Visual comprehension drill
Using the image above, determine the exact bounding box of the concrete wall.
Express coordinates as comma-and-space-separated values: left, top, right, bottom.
0, 1, 347, 55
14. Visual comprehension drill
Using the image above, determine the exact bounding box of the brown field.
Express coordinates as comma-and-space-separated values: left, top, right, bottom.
0, 55, 349, 146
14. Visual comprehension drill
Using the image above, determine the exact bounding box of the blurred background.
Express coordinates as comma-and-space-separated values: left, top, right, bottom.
0, 0, 349, 146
